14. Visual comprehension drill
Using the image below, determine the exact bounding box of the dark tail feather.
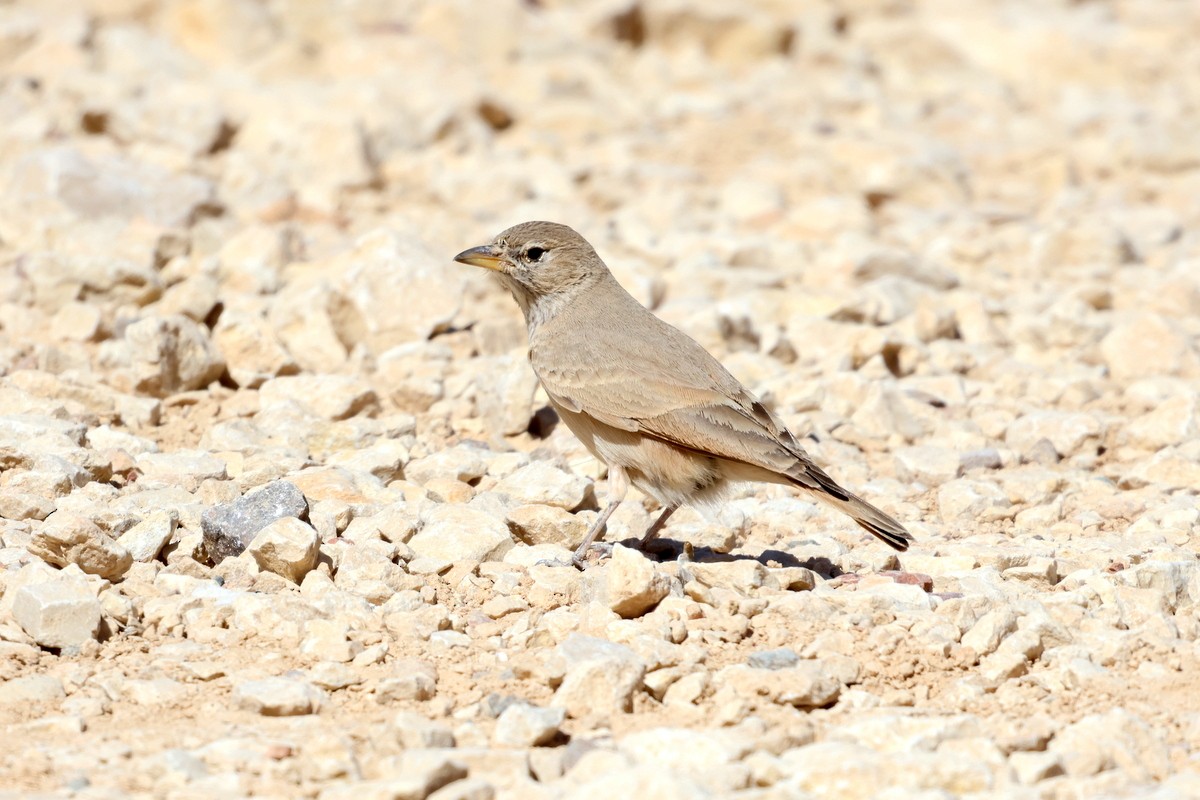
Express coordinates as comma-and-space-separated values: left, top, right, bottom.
838, 494, 913, 551
788, 464, 913, 552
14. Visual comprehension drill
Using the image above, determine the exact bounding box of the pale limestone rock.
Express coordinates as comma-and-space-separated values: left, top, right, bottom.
492, 703, 566, 748
28, 512, 131, 580
247, 516, 320, 583
1010, 751, 1065, 784
234, 678, 325, 716
601, 544, 670, 618
0, 674, 67, 705
494, 461, 592, 510
212, 313, 298, 389
1101, 313, 1199, 382
114, 509, 177, 562
405, 446, 490, 486
136, 451, 228, 492
116, 314, 226, 398
1006, 411, 1102, 459
1123, 394, 1200, 450
961, 608, 1017, 657
301, 619, 363, 663
550, 634, 645, 718
1049, 708, 1170, 780
892, 445, 963, 485
688, 560, 769, 594
473, 353, 541, 436
328, 228, 465, 352
393, 711, 456, 749
506, 504, 588, 548
409, 506, 514, 563
713, 662, 841, 709
936, 479, 1011, 524
12, 576, 102, 649
259, 375, 379, 421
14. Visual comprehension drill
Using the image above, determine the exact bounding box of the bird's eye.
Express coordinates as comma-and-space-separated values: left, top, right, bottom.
525, 246, 546, 263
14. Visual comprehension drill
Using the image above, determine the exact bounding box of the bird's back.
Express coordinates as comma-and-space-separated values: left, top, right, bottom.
530, 274, 748, 419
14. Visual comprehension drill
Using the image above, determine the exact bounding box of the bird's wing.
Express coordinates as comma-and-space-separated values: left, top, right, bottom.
532, 311, 824, 484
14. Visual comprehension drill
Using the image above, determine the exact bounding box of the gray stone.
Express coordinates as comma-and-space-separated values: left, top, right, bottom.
747, 648, 800, 671
201, 480, 308, 562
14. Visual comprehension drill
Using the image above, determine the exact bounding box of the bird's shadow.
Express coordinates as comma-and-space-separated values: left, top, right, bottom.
617, 538, 845, 579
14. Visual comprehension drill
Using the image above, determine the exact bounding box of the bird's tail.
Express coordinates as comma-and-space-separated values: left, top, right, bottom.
787, 462, 913, 551
820, 490, 913, 552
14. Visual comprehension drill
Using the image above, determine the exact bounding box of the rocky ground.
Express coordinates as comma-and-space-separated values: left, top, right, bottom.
0, 0, 1198, 797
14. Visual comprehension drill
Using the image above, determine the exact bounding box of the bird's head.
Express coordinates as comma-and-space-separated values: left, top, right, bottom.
453, 221, 606, 320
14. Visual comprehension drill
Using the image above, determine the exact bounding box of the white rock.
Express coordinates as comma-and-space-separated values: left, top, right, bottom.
212, 313, 298, 389
1123, 394, 1200, 450
713, 662, 841, 709
405, 447, 490, 485
617, 726, 746, 776
394, 711, 456, 749
0, 674, 67, 705
892, 445, 962, 485
136, 451, 228, 491
301, 619, 363, 663
1009, 751, 1065, 784
936, 479, 1011, 524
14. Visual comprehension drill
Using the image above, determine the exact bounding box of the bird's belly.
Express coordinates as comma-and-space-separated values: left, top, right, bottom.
549, 400, 717, 507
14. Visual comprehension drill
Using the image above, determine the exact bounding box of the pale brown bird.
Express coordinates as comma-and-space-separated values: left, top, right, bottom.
454, 221, 913, 567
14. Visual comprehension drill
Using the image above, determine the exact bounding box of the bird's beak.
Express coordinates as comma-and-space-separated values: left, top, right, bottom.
453, 244, 506, 271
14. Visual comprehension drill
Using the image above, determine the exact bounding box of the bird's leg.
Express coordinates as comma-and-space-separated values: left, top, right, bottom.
570, 464, 628, 568
639, 504, 678, 548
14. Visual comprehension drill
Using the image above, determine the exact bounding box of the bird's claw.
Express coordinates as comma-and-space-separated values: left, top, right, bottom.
536, 542, 615, 571
534, 557, 577, 569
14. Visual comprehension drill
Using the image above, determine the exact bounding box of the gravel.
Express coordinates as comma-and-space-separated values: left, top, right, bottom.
0, 1, 1198, 798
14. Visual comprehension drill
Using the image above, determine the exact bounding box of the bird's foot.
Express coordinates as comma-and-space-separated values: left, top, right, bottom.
535, 542, 615, 571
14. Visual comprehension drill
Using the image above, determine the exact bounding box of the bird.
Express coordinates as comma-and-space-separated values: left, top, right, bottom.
454, 221, 913, 568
